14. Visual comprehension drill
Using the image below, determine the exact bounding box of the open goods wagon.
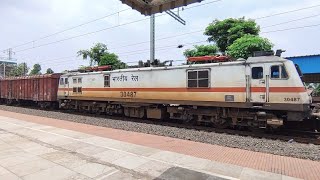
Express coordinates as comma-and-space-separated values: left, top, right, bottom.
0, 74, 61, 107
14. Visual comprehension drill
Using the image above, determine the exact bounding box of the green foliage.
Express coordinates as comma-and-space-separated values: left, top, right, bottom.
315, 85, 320, 96
183, 45, 219, 57
46, 68, 54, 74
78, 65, 89, 70
204, 17, 260, 53
227, 35, 273, 59
77, 43, 126, 69
9, 63, 29, 77
29, 63, 42, 75
100, 53, 127, 69
306, 83, 320, 96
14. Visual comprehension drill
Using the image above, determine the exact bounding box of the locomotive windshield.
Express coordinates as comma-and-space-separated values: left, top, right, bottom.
295, 64, 303, 78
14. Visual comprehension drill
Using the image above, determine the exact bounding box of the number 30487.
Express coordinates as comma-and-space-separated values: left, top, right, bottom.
120, 91, 137, 98
284, 97, 300, 102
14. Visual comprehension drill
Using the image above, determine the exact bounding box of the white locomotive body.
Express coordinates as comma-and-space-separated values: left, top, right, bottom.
58, 56, 312, 129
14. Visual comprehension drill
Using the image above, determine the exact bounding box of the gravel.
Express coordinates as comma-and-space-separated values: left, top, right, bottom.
0, 105, 319, 161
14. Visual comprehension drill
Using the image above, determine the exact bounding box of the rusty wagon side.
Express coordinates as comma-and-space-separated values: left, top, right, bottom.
0, 74, 61, 107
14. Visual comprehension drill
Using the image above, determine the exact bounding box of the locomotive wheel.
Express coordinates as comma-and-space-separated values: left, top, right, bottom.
213, 118, 229, 129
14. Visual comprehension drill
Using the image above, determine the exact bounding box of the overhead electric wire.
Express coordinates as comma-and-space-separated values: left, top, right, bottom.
261, 23, 320, 34
41, 40, 207, 66
8, 8, 131, 50
117, 40, 207, 55
108, 29, 203, 50
255, 4, 320, 20
16, 2, 320, 54
43, 20, 320, 67
9, 0, 223, 51
23, 21, 320, 67
111, 13, 320, 50
15, 18, 150, 53
12, 0, 320, 67
262, 13, 320, 28
16, 29, 205, 65
14, 0, 224, 53
183, 0, 223, 10
26, 14, 320, 65
7, 1, 320, 54
36, 23, 320, 68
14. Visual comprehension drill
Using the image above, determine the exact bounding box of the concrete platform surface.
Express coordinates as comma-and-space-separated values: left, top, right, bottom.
0, 111, 313, 180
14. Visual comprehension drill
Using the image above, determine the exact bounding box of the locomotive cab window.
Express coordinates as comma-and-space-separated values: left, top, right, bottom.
271, 65, 288, 79
281, 66, 288, 78
187, 70, 209, 88
60, 78, 64, 85
72, 87, 82, 94
252, 67, 263, 79
78, 87, 82, 93
104, 75, 110, 87
73, 78, 82, 84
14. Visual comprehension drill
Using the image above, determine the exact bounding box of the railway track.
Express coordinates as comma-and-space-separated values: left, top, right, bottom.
68, 110, 320, 145
313, 96, 320, 103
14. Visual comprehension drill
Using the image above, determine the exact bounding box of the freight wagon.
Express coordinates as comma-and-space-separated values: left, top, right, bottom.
0, 74, 61, 108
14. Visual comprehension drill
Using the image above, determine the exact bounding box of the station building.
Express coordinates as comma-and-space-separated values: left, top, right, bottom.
0, 59, 17, 78
286, 54, 320, 83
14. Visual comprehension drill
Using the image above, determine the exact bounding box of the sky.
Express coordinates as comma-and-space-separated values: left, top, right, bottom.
0, 0, 319, 73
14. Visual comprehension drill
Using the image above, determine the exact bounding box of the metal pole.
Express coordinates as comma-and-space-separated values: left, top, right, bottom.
150, 14, 155, 65
8, 48, 12, 60
3, 62, 5, 78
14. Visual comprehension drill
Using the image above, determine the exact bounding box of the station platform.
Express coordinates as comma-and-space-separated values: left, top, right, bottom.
0, 110, 318, 180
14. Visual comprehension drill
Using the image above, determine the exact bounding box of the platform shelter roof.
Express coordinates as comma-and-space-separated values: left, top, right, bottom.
119, 0, 204, 15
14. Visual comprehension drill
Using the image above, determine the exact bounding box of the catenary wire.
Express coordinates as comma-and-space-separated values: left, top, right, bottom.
15, 29, 205, 65
14, 0, 224, 53
262, 13, 320, 28
15, 18, 150, 53
255, 4, 320, 20
41, 40, 207, 66
12, 1, 320, 67
22, 15, 320, 66
9, 0, 223, 51
8, 8, 131, 50
92, 12, 320, 51
6, 0, 320, 54
22, 21, 320, 68
261, 23, 320, 33
15, 2, 320, 53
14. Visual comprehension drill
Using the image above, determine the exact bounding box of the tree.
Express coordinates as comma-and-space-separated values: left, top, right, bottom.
9, 63, 29, 77
227, 35, 273, 59
46, 68, 54, 74
306, 83, 320, 96
77, 43, 126, 69
30, 63, 42, 75
183, 45, 219, 57
204, 17, 260, 53
99, 52, 126, 69
316, 84, 320, 96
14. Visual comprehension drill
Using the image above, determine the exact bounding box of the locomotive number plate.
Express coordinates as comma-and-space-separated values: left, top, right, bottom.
284, 97, 300, 102
120, 91, 137, 98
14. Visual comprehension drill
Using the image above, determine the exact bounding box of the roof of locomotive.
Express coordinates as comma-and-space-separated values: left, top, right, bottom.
61, 56, 288, 76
